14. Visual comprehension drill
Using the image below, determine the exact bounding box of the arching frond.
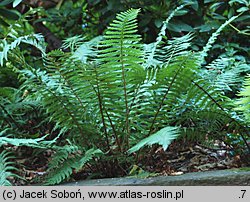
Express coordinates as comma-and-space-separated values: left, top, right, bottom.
200, 15, 240, 63
0, 34, 45, 66
96, 8, 145, 149
145, 4, 190, 68
0, 151, 17, 186
128, 126, 179, 153
45, 147, 103, 185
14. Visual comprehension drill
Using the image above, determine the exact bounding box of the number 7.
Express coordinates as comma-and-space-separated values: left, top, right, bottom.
241, 190, 246, 198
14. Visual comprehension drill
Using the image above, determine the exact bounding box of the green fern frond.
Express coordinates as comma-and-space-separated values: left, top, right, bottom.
47, 144, 79, 169
97, 8, 145, 147
0, 9, 46, 66
235, 75, 250, 122
0, 34, 46, 66
186, 79, 226, 110
201, 57, 249, 92
144, 33, 193, 69
0, 151, 17, 186
45, 147, 103, 185
143, 54, 199, 134
200, 15, 240, 63
63, 35, 102, 63
128, 126, 179, 153
146, 4, 190, 67
45, 158, 75, 185
0, 86, 40, 131
20, 65, 97, 140
0, 132, 54, 148
62, 35, 86, 52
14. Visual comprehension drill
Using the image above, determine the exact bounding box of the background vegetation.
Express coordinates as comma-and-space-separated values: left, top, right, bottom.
0, 0, 249, 185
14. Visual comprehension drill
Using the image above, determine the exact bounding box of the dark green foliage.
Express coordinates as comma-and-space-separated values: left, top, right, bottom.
0, 0, 21, 28
34, 0, 87, 38
86, 0, 250, 44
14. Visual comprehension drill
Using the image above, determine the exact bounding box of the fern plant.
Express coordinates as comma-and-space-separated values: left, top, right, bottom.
9, 9, 187, 181
1, 7, 250, 185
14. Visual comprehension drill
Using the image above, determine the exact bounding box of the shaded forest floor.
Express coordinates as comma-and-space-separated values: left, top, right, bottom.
8, 139, 250, 185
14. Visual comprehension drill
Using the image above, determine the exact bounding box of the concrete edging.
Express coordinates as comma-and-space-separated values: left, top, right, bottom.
62, 168, 250, 186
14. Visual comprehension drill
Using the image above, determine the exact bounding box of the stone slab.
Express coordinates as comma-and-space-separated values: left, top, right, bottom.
62, 168, 250, 186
